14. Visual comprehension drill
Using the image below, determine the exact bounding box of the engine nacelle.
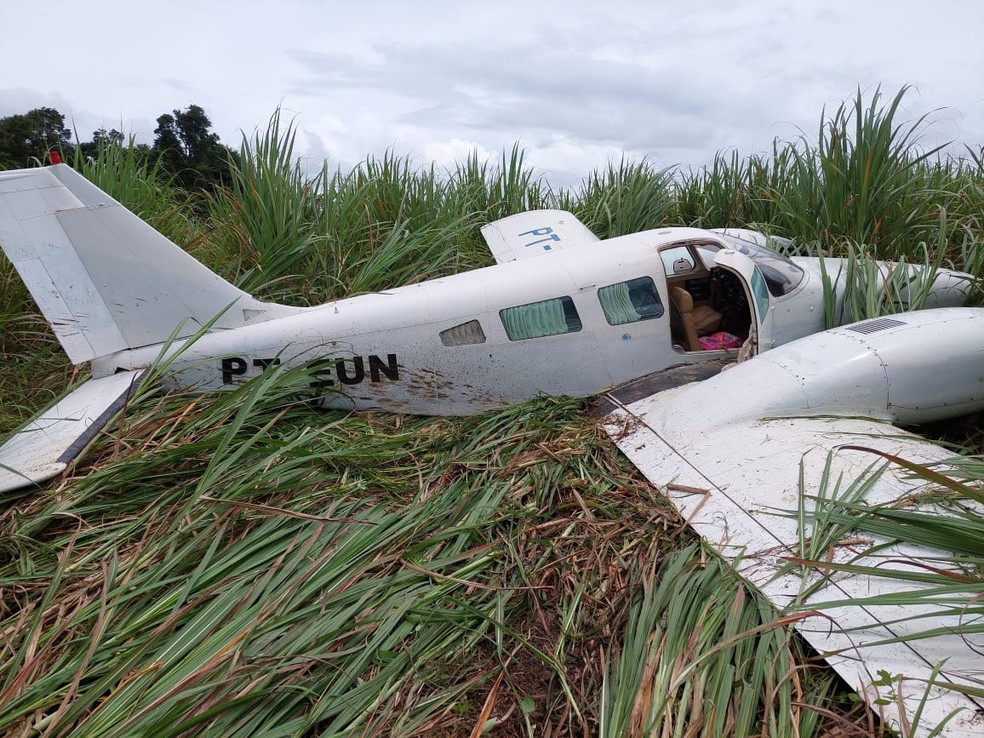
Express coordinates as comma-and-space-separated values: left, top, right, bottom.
653, 308, 984, 429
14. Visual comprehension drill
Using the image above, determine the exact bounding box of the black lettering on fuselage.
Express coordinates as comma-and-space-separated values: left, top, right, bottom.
310, 358, 334, 388
368, 353, 399, 382
222, 356, 279, 384
221, 357, 248, 383
222, 353, 400, 388
335, 357, 365, 385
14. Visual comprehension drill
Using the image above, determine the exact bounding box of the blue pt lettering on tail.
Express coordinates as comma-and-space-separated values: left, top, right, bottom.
517, 226, 561, 251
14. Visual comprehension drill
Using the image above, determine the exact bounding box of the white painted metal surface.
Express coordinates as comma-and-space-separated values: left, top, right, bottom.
0, 370, 144, 493
603, 311, 984, 736
479, 208, 599, 262
0, 165, 300, 362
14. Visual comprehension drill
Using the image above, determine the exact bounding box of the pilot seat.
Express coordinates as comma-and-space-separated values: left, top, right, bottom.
669, 286, 722, 351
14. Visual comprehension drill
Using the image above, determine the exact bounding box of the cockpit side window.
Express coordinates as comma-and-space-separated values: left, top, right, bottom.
710, 235, 805, 296
659, 246, 696, 274
500, 296, 582, 341
598, 277, 665, 325
750, 268, 771, 319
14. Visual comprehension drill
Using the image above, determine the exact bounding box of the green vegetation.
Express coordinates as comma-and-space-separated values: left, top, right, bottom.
0, 103, 236, 193
1, 87, 982, 736
783, 446, 984, 733
0, 107, 72, 169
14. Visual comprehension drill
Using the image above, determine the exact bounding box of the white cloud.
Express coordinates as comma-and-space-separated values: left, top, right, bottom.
1, 0, 981, 186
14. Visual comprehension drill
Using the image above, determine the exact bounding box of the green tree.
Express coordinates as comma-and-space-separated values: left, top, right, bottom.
151, 104, 236, 192
77, 127, 124, 160
0, 107, 73, 168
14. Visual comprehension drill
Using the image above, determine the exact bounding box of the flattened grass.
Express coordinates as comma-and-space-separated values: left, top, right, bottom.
0, 361, 879, 736
0, 365, 689, 736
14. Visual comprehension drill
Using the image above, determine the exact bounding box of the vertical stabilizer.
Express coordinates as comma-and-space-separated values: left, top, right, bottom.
0, 164, 300, 363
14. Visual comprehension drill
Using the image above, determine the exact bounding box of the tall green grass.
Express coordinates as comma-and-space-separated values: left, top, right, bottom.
564, 158, 676, 239
601, 546, 837, 738
677, 147, 787, 230
1, 85, 982, 736
72, 135, 202, 251
677, 87, 984, 273
206, 134, 548, 304
775, 86, 946, 253
206, 110, 326, 300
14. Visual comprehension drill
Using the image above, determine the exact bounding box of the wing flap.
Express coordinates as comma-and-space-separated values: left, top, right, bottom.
605, 399, 984, 735
0, 369, 144, 493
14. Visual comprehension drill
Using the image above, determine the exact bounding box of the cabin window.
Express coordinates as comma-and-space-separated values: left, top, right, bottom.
440, 320, 486, 346
709, 236, 805, 296
500, 296, 582, 341
598, 277, 664, 325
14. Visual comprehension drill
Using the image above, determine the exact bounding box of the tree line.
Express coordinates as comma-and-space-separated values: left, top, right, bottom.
0, 104, 237, 192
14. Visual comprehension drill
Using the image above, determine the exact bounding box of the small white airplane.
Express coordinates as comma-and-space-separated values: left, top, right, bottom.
2, 163, 984, 733
0, 162, 973, 492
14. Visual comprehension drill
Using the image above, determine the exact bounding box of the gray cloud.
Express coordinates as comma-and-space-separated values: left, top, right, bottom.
288, 39, 755, 157
1, 0, 980, 189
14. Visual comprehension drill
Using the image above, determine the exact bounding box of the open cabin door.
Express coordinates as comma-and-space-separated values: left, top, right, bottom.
713, 249, 775, 354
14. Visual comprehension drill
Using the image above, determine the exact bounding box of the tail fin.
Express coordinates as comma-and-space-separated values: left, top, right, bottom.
0, 164, 300, 363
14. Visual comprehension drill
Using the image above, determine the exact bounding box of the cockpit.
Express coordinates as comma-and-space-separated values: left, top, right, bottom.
659, 232, 804, 353
699, 235, 805, 297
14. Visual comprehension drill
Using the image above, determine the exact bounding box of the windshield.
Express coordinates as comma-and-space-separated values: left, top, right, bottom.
699, 236, 804, 297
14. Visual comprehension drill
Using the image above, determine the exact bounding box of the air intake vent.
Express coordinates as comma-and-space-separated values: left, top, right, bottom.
847, 317, 907, 334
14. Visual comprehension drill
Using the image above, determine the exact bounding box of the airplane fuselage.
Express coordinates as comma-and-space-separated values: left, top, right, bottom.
90, 226, 970, 415
0, 165, 976, 495
96, 229, 714, 414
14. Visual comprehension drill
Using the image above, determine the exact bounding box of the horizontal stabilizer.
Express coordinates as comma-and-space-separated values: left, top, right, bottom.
480, 210, 598, 263
0, 369, 144, 493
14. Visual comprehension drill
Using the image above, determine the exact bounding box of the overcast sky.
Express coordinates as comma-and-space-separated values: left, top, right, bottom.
3, 0, 982, 188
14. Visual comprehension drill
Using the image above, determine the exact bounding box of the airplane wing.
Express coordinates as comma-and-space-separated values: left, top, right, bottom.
0, 369, 145, 493
604, 385, 984, 736
479, 209, 599, 264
